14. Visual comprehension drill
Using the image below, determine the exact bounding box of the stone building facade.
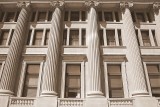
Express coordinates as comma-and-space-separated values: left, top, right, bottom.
0, 0, 160, 107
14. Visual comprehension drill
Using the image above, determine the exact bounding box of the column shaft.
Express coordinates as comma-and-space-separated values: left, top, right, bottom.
41, 7, 62, 96
123, 7, 148, 96
154, 8, 160, 46
87, 7, 103, 97
0, 6, 30, 95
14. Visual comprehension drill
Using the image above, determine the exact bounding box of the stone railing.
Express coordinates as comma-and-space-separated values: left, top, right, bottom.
9, 97, 35, 107
108, 98, 134, 107
157, 98, 160, 107
58, 98, 84, 107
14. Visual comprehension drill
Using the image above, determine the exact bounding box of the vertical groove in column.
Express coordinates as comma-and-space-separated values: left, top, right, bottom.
41, 7, 61, 96
155, 8, 160, 46
87, 7, 103, 97
123, 7, 148, 96
0, 6, 30, 95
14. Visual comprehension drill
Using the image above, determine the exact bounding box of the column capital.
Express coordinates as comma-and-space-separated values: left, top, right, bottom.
50, 1, 64, 8
120, 1, 133, 10
153, 2, 160, 11
85, 0, 99, 8
17, 1, 30, 8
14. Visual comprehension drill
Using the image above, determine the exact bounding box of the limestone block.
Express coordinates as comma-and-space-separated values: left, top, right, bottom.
35, 97, 57, 107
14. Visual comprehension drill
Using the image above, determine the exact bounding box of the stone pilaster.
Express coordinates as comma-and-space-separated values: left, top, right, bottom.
0, 2, 30, 95
120, 2, 148, 96
153, 2, 160, 46
85, 1, 103, 97
41, 1, 64, 96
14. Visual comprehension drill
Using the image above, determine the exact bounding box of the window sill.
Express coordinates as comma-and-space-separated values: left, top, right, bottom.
63, 46, 87, 48
101, 46, 126, 48
99, 21, 123, 24
140, 46, 160, 49
25, 46, 48, 48
134, 22, 156, 25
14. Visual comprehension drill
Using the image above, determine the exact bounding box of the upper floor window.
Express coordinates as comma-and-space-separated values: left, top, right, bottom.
27, 29, 50, 46
64, 11, 87, 21
131, 11, 155, 23
98, 11, 120, 22
30, 11, 53, 22
22, 64, 40, 97
107, 64, 124, 98
65, 64, 81, 98
63, 28, 86, 46
0, 29, 14, 46
146, 64, 160, 97
136, 29, 157, 46
99, 29, 122, 46
0, 11, 19, 22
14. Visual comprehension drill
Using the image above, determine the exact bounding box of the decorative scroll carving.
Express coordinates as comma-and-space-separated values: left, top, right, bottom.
85, 0, 99, 7
50, 0, 64, 8
120, 1, 133, 10
17, 1, 30, 8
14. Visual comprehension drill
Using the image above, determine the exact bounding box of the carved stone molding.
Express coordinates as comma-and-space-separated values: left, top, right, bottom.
85, 0, 99, 8
120, 1, 133, 10
50, 0, 64, 8
153, 2, 160, 11
17, 1, 30, 8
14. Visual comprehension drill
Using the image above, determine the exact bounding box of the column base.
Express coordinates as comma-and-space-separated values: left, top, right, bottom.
41, 91, 57, 97
131, 90, 149, 97
87, 91, 104, 98
0, 89, 14, 96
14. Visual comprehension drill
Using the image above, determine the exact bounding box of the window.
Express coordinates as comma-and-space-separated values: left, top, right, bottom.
65, 64, 81, 98
106, 30, 116, 46
64, 11, 87, 21
37, 12, 46, 21
0, 12, 4, 22
107, 64, 124, 98
98, 11, 120, 22
146, 64, 160, 97
152, 30, 157, 46
69, 30, 79, 46
63, 29, 86, 46
44, 30, 50, 45
118, 30, 123, 46
99, 29, 104, 45
141, 30, 151, 46
32, 30, 43, 46
0, 30, 9, 45
22, 64, 40, 97
136, 12, 145, 22
5, 12, 15, 22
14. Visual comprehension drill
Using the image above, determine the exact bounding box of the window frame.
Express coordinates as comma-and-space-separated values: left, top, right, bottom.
61, 61, 85, 98
17, 61, 44, 97
104, 62, 128, 98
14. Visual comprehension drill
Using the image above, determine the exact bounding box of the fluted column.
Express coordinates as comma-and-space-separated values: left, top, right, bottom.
0, 2, 30, 95
41, 1, 63, 96
153, 2, 160, 46
120, 2, 148, 96
85, 1, 103, 97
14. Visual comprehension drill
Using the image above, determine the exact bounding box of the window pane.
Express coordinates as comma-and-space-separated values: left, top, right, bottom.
147, 12, 152, 23
23, 87, 37, 97
31, 12, 36, 22
69, 30, 79, 46
64, 11, 69, 21
63, 29, 67, 45
104, 12, 113, 21
109, 89, 124, 98
81, 11, 86, 21
26, 30, 32, 45
147, 64, 159, 73
33, 30, 43, 45
0, 12, 4, 22
5, 12, 15, 22
27, 64, 40, 74
136, 13, 145, 22
141, 30, 150, 46
0, 30, 9, 45
118, 30, 122, 46
48, 11, 53, 21
65, 64, 81, 98
106, 30, 115, 46
45, 30, 50, 45
82, 29, 86, 46
98, 11, 102, 21
37, 12, 46, 21
115, 12, 119, 22
152, 30, 157, 46
70, 11, 79, 21
99, 30, 104, 46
